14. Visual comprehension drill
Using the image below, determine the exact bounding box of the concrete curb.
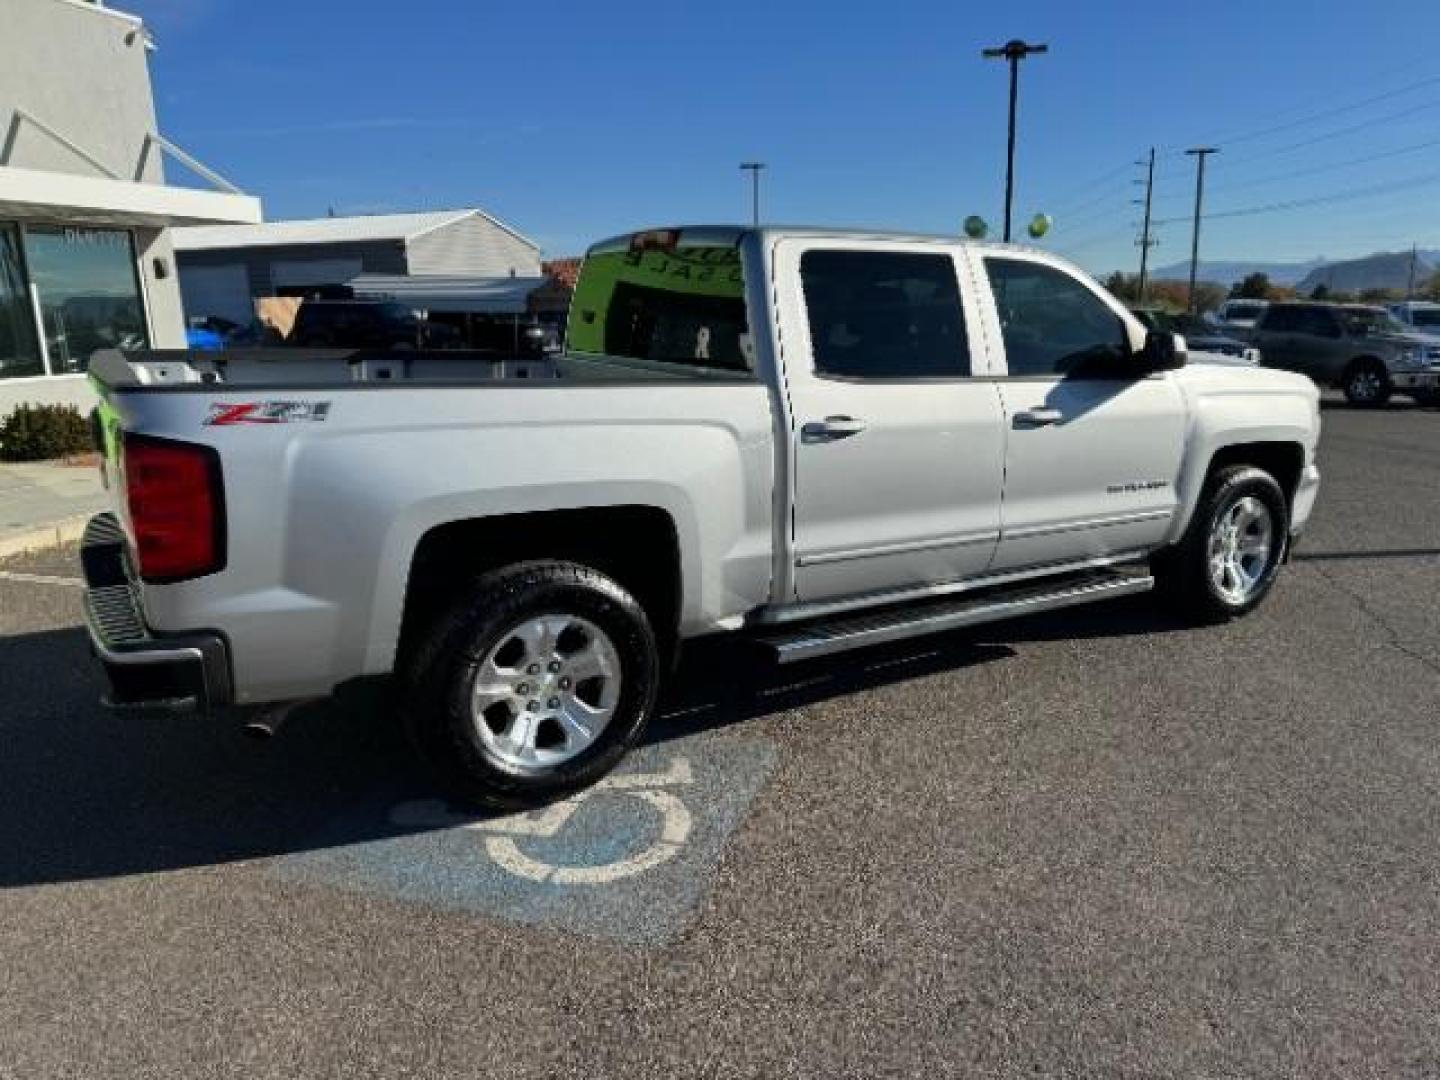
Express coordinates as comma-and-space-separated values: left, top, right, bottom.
0, 514, 92, 559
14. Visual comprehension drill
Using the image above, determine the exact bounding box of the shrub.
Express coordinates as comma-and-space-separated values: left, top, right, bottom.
0, 403, 94, 462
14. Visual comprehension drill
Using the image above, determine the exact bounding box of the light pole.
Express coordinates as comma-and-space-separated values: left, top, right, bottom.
739, 161, 766, 227
1185, 146, 1218, 313
982, 39, 1048, 242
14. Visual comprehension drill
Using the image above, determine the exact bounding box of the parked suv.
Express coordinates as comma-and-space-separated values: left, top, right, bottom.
289, 300, 460, 350
1131, 308, 1259, 364
1248, 302, 1440, 406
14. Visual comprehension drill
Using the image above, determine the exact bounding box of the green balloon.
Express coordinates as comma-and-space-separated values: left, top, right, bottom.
963, 215, 989, 239
1027, 213, 1052, 239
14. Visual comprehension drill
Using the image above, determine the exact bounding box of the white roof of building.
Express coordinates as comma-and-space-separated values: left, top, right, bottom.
172, 209, 536, 253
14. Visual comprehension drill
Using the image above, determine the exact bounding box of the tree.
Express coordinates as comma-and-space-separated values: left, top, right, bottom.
1103, 271, 1139, 303
1423, 271, 1440, 302
1230, 272, 1273, 300
1310, 283, 1331, 301
1360, 286, 1398, 303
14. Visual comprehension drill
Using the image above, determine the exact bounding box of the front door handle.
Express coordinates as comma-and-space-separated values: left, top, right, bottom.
1013, 407, 1064, 428
801, 415, 867, 443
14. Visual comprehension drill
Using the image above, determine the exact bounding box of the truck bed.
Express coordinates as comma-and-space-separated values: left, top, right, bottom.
91, 348, 751, 390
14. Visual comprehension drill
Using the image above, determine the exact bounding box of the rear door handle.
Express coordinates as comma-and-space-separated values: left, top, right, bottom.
801, 415, 867, 442
1013, 407, 1063, 428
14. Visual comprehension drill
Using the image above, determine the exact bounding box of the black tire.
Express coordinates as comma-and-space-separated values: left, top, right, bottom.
399, 560, 660, 810
1342, 359, 1392, 407
1152, 464, 1289, 622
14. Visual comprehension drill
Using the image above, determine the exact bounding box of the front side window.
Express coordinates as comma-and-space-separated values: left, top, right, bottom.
24, 225, 148, 373
0, 223, 42, 380
985, 258, 1129, 377
799, 250, 969, 379
1339, 307, 1406, 336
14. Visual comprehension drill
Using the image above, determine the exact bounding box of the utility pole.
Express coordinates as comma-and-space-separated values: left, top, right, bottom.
982, 39, 1048, 242
739, 162, 766, 227
1134, 147, 1157, 303
1185, 147, 1219, 314
1407, 242, 1418, 299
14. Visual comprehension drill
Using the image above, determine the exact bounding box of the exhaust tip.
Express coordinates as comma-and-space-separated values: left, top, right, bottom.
240, 701, 301, 741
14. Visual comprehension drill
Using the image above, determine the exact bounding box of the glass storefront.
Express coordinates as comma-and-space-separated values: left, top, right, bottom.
0, 224, 42, 380
24, 225, 149, 374
0, 221, 150, 381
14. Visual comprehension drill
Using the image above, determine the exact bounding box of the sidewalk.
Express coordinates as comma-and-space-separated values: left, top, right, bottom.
0, 460, 110, 558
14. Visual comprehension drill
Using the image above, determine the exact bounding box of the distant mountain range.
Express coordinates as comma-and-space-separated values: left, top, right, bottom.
1144, 250, 1440, 292
1150, 258, 1326, 287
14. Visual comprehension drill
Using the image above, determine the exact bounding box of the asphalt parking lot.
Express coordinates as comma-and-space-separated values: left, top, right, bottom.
2, 396, 1437, 1079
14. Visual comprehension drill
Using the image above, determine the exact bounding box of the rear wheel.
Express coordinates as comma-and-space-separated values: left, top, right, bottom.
400, 561, 660, 810
1153, 465, 1289, 621
1342, 359, 1391, 407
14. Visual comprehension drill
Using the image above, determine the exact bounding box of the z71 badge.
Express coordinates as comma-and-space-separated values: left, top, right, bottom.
205, 401, 331, 426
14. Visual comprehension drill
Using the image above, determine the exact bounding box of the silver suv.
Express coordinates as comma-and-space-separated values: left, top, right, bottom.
1249, 302, 1440, 406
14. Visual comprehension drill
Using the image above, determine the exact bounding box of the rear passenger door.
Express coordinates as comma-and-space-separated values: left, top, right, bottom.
976, 253, 1186, 573
775, 239, 1006, 602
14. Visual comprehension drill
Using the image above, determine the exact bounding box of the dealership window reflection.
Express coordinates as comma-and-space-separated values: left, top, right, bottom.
0, 224, 43, 380
25, 225, 148, 373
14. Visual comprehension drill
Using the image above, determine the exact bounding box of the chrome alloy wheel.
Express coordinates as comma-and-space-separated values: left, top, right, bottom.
470, 614, 622, 769
1348, 368, 1383, 403
1207, 495, 1275, 605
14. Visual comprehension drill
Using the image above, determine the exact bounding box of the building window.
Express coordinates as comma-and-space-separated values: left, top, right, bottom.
0, 224, 43, 381
24, 225, 149, 374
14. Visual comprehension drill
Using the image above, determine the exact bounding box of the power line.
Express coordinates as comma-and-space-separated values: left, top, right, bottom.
1183, 72, 1440, 151
1044, 160, 1136, 217
1150, 168, 1440, 227
1149, 134, 1440, 204
1233, 96, 1440, 164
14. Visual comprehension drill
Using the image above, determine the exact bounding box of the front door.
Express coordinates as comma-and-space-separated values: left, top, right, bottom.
976, 254, 1187, 572
775, 240, 1007, 602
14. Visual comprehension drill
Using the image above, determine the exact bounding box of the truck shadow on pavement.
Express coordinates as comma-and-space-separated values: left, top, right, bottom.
0, 596, 1187, 887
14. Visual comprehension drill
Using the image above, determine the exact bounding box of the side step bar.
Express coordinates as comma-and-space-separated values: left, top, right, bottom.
758, 567, 1153, 664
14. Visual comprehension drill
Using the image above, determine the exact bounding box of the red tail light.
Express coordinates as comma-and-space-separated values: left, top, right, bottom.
122, 434, 225, 582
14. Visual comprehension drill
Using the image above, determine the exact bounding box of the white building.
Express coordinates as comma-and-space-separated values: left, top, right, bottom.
0, 0, 262, 414
172, 210, 544, 325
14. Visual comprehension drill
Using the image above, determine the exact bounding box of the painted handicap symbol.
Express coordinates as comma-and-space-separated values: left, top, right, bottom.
389, 757, 694, 885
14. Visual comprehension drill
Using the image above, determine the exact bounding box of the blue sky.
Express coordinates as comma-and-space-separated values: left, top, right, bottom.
131, 0, 1440, 274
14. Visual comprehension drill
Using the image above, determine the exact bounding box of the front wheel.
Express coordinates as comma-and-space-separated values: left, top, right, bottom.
1343, 360, 1392, 407
1153, 465, 1289, 622
399, 561, 661, 810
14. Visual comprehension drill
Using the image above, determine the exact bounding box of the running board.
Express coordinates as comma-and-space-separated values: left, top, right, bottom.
758, 568, 1153, 664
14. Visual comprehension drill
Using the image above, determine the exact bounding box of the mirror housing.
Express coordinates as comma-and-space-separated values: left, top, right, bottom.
1138, 329, 1187, 373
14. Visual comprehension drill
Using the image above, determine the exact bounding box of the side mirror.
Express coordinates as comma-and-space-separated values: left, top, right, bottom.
1139, 329, 1187, 373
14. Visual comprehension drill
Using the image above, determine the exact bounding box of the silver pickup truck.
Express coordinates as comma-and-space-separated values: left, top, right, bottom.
83, 226, 1321, 807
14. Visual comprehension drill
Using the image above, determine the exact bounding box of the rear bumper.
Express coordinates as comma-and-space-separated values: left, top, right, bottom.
81, 513, 232, 712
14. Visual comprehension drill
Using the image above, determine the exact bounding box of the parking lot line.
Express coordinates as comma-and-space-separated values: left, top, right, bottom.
0, 570, 84, 588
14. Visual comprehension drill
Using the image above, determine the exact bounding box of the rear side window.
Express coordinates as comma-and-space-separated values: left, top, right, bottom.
1297, 307, 1340, 337
1260, 307, 1297, 332
567, 234, 751, 376
984, 258, 1129, 377
799, 250, 970, 379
